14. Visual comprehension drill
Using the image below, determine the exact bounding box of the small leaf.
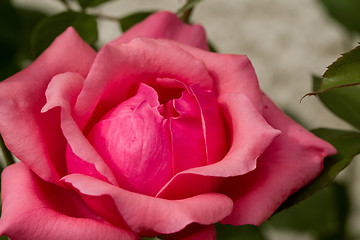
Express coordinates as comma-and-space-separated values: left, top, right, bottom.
208, 41, 217, 53
119, 11, 155, 32
31, 11, 98, 56
216, 224, 266, 240
77, 0, 113, 9
318, 0, 360, 34
313, 76, 360, 130
276, 128, 360, 211
177, 0, 203, 16
0, 235, 9, 240
307, 44, 360, 96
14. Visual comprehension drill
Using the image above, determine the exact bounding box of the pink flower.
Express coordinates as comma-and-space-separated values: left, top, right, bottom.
0, 11, 335, 239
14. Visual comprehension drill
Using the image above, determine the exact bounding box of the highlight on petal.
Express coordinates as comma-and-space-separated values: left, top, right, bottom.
220, 94, 336, 226
111, 11, 208, 50
0, 27, 96, 184
62, 174, 234, 236
157, 93, 279, 199
87, 84, 173, 196
0, 163, 137, 240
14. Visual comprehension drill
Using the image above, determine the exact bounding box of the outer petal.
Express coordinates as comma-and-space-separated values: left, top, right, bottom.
157, 93, 279, 199
220, 94, 337, 225
0, 27, 96, 183
62, 174, 233, 236
0, 163, 137, 240
162, 40, 264, 111
111, 11, 208, 50
73, 38, 213, 131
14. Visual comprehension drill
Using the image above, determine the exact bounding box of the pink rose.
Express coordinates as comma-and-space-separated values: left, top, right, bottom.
0, 11, 335, 239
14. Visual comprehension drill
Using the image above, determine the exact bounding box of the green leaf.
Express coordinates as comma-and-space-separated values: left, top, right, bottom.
276, 128, 360, 211
77, 0, 113, 9
313, 76, 360, 130
31, 11, 98, 57
216, 224, 266, 240
177, 0, 203, 16
119, 11, 155, 32
268, 182, 349, 237
208, 41, 217, 53
16, 8, 48, 62
318, 0, 360, 34
309, 44, 360, 94
0, 0, 20, 80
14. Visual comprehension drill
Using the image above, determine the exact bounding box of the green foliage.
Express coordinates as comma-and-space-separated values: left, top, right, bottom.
318, 0, 360, 34
216, 224, 266, 240
269, 182, 349, 238
277, 128, 360, 211
0, 0, 46, 80
313, 76, 360, 130
309, 44, 360, 94
31, 11, 98, 57
119, 11, 155, 32
77, 0, 113, 9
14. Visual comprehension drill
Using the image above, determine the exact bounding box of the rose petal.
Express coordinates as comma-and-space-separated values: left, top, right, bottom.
111, 11, 208, 50
157, 93, 280, 199
0, 27, 96, 183
162, 224, 216, 240
87, 84, 173, 196
220, 94, 337, 225
162, 40, 264, 111
73, 38, 214, 131
181, 225, 216, 240
190, 83, 228, 165
42, 75, 118, 185
171, 90, 207, 174
62, 174, 233, 236
0, 163, 137, 240
41, 72, 84, 113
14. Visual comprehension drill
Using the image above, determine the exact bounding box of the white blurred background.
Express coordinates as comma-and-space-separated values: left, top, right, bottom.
4, 0, 360, 239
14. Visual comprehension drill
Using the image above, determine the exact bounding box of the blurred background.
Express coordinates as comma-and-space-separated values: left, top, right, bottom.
1, 0, 360, 239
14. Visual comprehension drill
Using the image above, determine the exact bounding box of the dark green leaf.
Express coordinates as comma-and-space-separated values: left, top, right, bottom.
77, 0, 113, 9
216, 224, 266, 240
309, 44, 360, 94
268, 183, 349, 237
0, 0, 20, 80
119, 11, 155, 32
0, 194, 7, 239
318, 0, 360, 34
276, 128, 360, 211
208, 41, 217, 53
313, 76, 360, 130
31, 11, 98, 56
16, 8, 48, 61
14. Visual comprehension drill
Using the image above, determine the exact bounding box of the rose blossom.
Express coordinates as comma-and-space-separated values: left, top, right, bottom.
0, 11, 335, 239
